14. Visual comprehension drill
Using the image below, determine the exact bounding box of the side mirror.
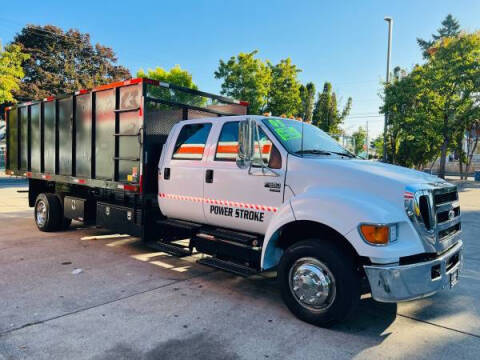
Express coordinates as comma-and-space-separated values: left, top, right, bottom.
236, 118, 256, 169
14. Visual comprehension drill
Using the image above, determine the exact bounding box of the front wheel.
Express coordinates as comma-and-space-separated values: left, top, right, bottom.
278, 239, 360, 327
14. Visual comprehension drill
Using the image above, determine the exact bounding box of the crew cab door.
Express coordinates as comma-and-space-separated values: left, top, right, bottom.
158, 121, 212, 224
203, 121, 286, 234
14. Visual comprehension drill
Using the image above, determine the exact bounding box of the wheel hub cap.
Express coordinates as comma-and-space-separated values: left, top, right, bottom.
36, 200, 47, 226
289, 257, 336, 311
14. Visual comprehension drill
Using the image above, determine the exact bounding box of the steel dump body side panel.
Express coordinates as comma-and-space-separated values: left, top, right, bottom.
75, 94, 92, 178
30, 104, 41, 173
7, 110, 18, 170
58, 98, 73, 176
95, 89, 116, 180
43, 101, 56, 173
19, 106, 29, 171
118, 84, 142, 182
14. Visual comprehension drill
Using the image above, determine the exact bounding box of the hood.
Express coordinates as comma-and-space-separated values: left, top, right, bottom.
286, 157, 451, 203
326, 159, 443, 185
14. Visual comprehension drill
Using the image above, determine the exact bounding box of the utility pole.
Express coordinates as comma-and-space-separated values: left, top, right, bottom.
383, 17, 393, 162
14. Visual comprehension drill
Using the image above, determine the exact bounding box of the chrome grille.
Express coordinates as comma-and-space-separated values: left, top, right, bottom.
432, 187, 461, 243
406, 185, 462, 253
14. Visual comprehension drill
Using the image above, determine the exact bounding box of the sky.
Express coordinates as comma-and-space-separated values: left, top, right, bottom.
1, 0, 479, 138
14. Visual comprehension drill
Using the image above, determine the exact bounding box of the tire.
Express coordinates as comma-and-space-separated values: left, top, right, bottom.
278, 239, 360, 327
34, 193, 63, 232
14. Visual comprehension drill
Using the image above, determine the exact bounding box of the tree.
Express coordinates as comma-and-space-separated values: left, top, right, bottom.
137, 65, 204, 105
137, 65, 198, 89
298, 82, 316, 122
214, 50, 271, 115
382, 32, 480, 176
312, 82, 352, 134
13, 25, 131, 100
352, 127, 367, 155
417, 14, 460, 58
0, 44, 29, 104
381, 68, 442, 167
422, 32, 480, 178
266, 58, 302, 117
371, 134, 384, 159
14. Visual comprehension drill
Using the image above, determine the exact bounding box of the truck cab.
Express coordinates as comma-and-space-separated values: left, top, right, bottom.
158, 115, 464, 326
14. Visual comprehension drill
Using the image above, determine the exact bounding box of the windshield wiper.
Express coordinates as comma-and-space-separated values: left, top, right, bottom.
295, 149, 356, 158
328, 151, 356, 158
295, 149, 332, 155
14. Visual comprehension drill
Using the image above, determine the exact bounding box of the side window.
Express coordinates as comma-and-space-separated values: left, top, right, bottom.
172, 123, 212, 160
215, 121, 239, 161
214, 121, 282, 169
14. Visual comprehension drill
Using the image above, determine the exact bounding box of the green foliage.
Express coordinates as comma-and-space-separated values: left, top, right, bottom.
13, 25, 131, 100
371, 135, 384, 158
266, 58, 302, 117
137, 65, 198, 89
298, 82, 315, 122
214, 50, 271, 115
137, 65, 204, 106
0, 44, 29, 104
215, 51, 352, 121
382, 31, 480, 175
352, 126, 367, 155
312, 82, 352, 134
417, 14, 460, 58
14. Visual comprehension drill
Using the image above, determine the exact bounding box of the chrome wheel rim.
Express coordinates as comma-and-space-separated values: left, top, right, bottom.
36, 200, 47, 227
288, 257, 336, 312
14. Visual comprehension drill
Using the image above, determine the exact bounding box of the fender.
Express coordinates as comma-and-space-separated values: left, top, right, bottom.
261, 188, 423, 270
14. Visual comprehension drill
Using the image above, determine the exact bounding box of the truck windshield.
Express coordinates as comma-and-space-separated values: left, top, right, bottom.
262, 118, 354, 158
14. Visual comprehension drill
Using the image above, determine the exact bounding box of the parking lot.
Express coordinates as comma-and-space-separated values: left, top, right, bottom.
0, 177, 479, 360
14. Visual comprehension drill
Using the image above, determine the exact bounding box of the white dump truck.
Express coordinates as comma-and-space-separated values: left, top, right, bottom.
5, 79, 463, 326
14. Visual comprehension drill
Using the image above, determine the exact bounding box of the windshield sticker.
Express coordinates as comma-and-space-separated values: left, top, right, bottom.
267, 119, 302, 141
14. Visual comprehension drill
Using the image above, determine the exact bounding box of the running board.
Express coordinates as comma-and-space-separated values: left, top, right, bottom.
144, 241, 192, 257
197, 257, 258, 277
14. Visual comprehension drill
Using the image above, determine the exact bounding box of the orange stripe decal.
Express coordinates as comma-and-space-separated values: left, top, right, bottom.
158, 193, 278, 213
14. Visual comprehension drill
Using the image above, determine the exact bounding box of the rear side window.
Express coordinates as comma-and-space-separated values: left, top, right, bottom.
215, 121, 239, 161
172, 123, 212, 160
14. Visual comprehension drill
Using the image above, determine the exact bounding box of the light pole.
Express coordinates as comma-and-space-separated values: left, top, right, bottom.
383, 16, 393, 162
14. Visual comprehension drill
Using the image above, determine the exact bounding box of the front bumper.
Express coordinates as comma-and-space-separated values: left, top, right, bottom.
364, 240, 463, 303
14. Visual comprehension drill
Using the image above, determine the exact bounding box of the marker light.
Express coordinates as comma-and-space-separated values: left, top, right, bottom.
359, 224, 396, 245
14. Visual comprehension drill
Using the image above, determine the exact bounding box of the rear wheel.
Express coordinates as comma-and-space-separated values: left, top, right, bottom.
34, 193, 62, 232
278, 239, 360, 327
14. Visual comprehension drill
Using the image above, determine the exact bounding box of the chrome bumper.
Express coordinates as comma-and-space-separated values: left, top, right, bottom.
364, 240, 463, 303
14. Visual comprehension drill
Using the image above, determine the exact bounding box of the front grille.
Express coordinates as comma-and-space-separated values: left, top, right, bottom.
437, 206, 460, 223
439, 223, 461, 240
434, 190, 458, 205
433, 187, 461, 244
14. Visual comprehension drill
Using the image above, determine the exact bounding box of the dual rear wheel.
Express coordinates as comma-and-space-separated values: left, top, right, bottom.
34, 193, 71, 232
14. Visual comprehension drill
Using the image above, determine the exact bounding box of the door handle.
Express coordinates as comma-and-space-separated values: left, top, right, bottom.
205, 169, 214, 183
164, 167, 170, 180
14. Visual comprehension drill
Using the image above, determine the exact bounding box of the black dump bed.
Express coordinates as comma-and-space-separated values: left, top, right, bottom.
4, 78, 247, 196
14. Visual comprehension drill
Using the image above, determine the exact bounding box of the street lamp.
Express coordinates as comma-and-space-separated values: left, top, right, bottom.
383, 16, 393, 162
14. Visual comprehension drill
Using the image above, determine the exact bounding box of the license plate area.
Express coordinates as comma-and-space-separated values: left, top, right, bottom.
450, 269, 459, 288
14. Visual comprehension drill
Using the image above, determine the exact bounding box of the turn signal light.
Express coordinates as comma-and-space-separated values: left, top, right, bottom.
359, 225, 390, 245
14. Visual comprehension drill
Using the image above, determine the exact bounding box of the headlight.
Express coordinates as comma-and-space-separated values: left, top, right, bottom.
359, 223, 398, 245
